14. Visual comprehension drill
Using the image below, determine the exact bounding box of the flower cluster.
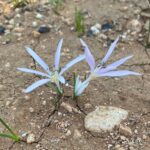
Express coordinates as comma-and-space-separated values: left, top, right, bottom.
17, 37, 140, 97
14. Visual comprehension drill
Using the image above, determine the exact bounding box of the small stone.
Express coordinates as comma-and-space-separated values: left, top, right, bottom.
119, 125, 132, 137
90, 26, 100, 35
99, 33, 108, 40
84, 103, 92, 109
61, 102, 73, 113
114, 144, 121, 150
0, 26, 5, 34
73, 129, 82, 139
9, 19, 15, 25
15, 14, 21, 18
36, 13, 43, 19
126, 19, 142, 33
84, 106, 128, 133
134, 129, 138, 134
14, 27, 24, 33
94, 23, 101, 30
38, 25, 50, 33
66, 130, 71, 136
142, 134, 147, 140
27, 133, 36, 144
32, 21, 38, 28
24, 95, 30, 100
6, 101, 11, 107
42, 100, 46, 105
29, 107, 34, 113
6, 25, 14, 30
32, 30, 40, 38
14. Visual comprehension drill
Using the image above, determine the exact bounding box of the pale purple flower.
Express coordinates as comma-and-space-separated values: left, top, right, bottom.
74, 37, 140, 96
17, 39, 85, 93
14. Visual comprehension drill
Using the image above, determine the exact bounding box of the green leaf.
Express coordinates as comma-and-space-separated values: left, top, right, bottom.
0, 133, 20, 142
0, 118, 16, 136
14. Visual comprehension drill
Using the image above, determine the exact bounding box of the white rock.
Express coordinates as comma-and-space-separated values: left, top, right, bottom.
126, 19, 142, 33
94, 23, 101, 30
90, 26, 100, 35
27, 133, 36, 144
32, 21, 38, 28
36, 13, 43, 19
84, 106, 128, 133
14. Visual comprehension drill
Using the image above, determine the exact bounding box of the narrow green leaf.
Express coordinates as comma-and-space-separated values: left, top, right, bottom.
0, 117, 16, 136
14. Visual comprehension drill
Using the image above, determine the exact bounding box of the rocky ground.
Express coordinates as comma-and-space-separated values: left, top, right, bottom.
0, 0, 150, 150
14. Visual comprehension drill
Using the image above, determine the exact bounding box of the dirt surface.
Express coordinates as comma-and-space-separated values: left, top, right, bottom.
0, 0, 150, 150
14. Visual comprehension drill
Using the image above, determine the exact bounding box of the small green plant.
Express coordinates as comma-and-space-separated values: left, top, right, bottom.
0, 117, 20, 142
75, 8, 85, 37
49, 0, 64, 14
11, 0, 29, 8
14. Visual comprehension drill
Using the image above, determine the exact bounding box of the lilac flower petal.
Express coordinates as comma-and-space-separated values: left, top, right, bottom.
60, 54, 85, 75
26, 47, 51, 74
101, 36, 119, 64
58, 75, 65, 84
99, 70, 141, 77
106, 55, 133, 70
96, 55, 133, 75
76, 81, 89, 96
24, 79, 50, 93
80, 39, 95, 71
54, 39, 63, 70
17, 68, 50, 78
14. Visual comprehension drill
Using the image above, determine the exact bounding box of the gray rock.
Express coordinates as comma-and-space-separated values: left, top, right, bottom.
84, 106, 128, 133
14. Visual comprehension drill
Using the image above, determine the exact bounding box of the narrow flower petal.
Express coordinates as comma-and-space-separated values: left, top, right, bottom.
101, 36, 119, 64
54, 39, 63, 70
60, 54, 85, 75
17, 68, 50, 78
80, 39, 95, 71
75, 81, 89, 96
24, 79, 50, 93
106, 55, 133, 70
58, 75, 65, 84
25, 47, 51, 74
96, 55, 133, 75
98, 70, 141, 77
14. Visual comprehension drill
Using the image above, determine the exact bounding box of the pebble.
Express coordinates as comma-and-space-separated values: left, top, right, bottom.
90, 26, 100, 35
99, 33, 108, 40
84, 106, 128, 133
126, 19, 142, 33
42, 100, 46, 105
32, 21, 38, 28
14, 27, 24, 33
36, 13, 43, 19
15, 14, 21, 18
9, 19, 15, 25
29, 107, 34, 113
27, 133, 36, 144
84, 103, 92, 109
119, 125, 133, 137
73, 129, 82, 139
0, 26, 5, 34
142, 134, 147, 140
38, 25, 50, 33
66, 130, 71, 136
32, 30, 41, 38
